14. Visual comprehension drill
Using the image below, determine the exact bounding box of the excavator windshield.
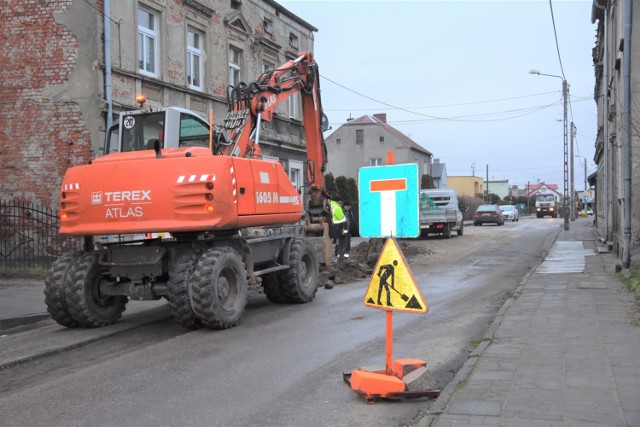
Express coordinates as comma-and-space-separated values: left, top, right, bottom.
121, 112, 165, 152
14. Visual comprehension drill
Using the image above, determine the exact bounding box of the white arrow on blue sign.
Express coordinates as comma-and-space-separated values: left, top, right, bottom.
358, 163, 419, 238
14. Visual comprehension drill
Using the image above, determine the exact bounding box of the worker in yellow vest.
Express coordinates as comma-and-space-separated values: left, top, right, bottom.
325, 192, 348, 262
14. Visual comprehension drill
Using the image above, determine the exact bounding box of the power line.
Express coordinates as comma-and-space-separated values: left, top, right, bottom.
547, 0, 567, 79
323, 90, 560, 112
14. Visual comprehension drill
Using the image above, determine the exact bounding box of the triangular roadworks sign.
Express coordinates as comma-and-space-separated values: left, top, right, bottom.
364, 238, 428, 313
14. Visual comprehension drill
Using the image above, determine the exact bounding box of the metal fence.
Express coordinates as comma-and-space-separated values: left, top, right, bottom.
0, 200, 83, 273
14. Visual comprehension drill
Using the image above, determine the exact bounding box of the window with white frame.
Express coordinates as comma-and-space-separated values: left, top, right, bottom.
228, 46, 242, 87
288, 92, 300, 119
187, 28, 203, 90
138, 7, 158, 77
289, 160, 303, 190
370, 158, 382, 166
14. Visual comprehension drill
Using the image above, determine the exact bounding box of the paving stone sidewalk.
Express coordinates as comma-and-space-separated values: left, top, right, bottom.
419, 219, 640, 427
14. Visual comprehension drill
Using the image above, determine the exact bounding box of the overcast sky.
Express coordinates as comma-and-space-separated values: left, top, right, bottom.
278, 0, 597, 190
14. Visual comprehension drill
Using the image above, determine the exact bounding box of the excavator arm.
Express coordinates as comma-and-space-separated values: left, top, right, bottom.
218, 52, 328, 198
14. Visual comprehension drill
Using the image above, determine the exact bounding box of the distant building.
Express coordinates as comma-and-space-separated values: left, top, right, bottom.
448, 176, 485, 198
324, 113, 433, 182
528, 183, 561, 199
431, 158, 448, 189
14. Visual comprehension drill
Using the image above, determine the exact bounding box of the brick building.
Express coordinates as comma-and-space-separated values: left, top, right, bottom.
0, 0, 317, 208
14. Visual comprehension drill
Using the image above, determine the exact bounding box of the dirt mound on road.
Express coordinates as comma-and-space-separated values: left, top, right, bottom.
321, 238, 432, 287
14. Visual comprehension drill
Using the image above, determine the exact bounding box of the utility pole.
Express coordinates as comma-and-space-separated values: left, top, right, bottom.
529, 69, 569, 230
584, 158, 587, 191
485, 164, 489, 203
570, 122, 575, 221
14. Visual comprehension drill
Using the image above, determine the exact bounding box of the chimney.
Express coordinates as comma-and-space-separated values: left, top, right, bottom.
373, 113, 387, 123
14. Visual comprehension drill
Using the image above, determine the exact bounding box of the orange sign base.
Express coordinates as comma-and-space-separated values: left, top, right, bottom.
344, 358, 440, 403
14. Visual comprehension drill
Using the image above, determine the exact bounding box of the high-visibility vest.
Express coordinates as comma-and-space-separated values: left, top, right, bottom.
329, 200, 346, 224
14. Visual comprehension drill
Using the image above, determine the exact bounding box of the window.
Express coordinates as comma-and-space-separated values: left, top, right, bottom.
379, 136, 384, 142
228, 46, 243, 87
289, 160, 303, 190
356, 129, 364, 144
263, 18, 272, 34
336, 138, 341, 145
262, 59, 275, 73
370, 158, 382, 166
288, 93, 299, 119
187, 28, 203, 90
289, 32, 299, 49
121, 112, 164, 152
138, 7, 158, 77
179, 113, 210, 147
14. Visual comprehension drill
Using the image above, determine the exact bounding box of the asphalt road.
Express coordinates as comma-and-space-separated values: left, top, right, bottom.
0, 216, 560, 427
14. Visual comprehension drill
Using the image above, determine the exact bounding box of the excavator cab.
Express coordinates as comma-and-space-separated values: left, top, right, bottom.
105, 107, 210, 154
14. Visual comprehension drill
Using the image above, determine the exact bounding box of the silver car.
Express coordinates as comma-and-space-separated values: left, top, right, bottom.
499, 205, 519, 222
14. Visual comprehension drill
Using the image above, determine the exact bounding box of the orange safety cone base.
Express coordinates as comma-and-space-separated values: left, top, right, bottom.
349, 369, 405, 401
343, 358, 440, 403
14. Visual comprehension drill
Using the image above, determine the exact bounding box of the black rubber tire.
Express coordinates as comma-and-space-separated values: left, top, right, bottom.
44, 251, 82, 328
167, 249, 203, 329
443, 223, 452, 239
191, 248, 248, 329
278, 238, 319, 303
457, 222, 464, 236
262, 272, 287, 303
64, 252, 128, 327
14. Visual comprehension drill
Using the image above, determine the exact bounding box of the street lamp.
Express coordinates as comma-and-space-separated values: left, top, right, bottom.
529, 69, 570, 231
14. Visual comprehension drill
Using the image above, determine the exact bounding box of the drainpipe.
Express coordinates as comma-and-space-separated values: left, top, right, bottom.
622, 0, 632, 268
594, 0, 610, 244
104, 0, 113, 143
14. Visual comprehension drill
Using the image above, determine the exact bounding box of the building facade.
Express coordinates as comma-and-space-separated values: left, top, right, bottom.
448, 176, 485, 198
324, 114, 433, 182
0, 0, 317, 208
591, 0, 640, 267
431, 158, 448, 189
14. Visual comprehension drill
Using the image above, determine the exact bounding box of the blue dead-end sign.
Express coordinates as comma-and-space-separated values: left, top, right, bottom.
358, 164, 419, 238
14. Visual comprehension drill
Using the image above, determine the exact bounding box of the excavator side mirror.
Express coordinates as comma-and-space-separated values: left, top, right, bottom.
320, 113, 330, 132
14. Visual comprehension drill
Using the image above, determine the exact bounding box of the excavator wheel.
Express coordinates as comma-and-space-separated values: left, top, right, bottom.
167, 248, 203, 329
190, 247, 248, 329
64, 252, 128, 327
278, 237, 319, 303
261, 272, 287, 303
44, 251, 83, 328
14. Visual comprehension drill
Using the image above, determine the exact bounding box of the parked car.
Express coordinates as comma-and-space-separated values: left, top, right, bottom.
474, 204, 504, 226
499, 205, 519, 222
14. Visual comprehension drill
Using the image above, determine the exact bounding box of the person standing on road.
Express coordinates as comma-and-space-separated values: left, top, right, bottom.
325, 192, 348, 262
342, 201, 355, 258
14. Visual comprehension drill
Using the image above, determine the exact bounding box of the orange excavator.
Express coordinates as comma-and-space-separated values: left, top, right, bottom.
45, 52, 330, 330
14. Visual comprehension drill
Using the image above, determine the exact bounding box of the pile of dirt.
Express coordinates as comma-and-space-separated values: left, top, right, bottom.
320, 238, 432, 287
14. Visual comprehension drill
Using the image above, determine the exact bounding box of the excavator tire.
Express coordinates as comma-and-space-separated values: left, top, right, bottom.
261, 272, 287, 303
190, 247, 248, 329
167, 249, 203, 329
64, 252, 128, 327
44, 251, 82, 328
278, 237, 319, 303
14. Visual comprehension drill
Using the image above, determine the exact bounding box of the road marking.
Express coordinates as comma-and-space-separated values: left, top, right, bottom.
536, 241, 594, 274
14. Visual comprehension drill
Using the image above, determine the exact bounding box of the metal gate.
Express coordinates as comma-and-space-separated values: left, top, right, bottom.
0, 200, 82, 273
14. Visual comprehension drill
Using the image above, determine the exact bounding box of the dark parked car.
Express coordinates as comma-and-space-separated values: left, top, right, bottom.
474, 204, 504, 226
